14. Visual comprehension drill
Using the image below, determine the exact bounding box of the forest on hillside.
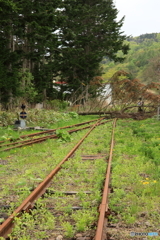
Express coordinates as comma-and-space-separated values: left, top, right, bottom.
102, 33, 160, 85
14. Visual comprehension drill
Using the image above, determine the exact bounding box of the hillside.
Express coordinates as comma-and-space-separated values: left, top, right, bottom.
102, 33, 160, 84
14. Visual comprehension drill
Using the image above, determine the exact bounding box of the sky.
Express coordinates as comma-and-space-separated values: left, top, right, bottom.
114, 0, 160, 37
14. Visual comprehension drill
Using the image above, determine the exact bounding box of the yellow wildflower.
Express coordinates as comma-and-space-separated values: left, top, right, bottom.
143, 182, 149, 184
153, 180, 157, 183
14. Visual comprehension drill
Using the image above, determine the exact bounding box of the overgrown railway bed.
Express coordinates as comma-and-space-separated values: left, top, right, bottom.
0, 118, 111, 152
0, 118, 115, 239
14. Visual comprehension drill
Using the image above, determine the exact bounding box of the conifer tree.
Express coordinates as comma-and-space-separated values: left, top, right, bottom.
13, 0, 62, 101
0, 0, 20, 107
54, 0, 129, 94
0, 0, 62, 104
0, 0, 129, 105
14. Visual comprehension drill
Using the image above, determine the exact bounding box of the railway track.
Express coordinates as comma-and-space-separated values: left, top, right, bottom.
0, 118, 116, 239
0, 118, 111, 152
0, 119, 100, 145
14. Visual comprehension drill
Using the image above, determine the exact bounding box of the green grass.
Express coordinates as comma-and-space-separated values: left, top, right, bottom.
109, 118, 160, 239
1, 111, 160, 239
0, 111, 112, 239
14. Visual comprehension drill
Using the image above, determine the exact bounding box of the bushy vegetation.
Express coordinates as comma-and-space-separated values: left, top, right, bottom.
0, 109, 97, 142
0, 109, 78, 128
102, 32, 160, 85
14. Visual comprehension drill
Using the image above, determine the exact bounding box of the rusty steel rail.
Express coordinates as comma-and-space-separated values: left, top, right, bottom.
0, 119, 101, 146
95, 118, 117, 240
0, 118, 104, 238
0, 137, 43, 148
0, 118, 102, 147
20, 118, 100, 139
1, 119, 111, 152
0, 118, 103, 148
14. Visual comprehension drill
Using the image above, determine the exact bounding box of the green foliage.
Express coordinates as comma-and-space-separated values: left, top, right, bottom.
69, 111, 79, 118
56, 129, 72, 142
17, 69, 38, 102
0, 0, 61, 105
9, 201, 54, 239
53, 0, 129, 93
0, 0, 129, 105
62, 222, 75, 238
102, 32, 160, 83
46, 100, 69, 111
73, 210, 95, 232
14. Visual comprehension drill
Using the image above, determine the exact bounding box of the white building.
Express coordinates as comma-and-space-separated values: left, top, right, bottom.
99, 83, 112, 105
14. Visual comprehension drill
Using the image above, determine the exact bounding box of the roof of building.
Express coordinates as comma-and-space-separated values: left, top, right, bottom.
54, 81, 67, 85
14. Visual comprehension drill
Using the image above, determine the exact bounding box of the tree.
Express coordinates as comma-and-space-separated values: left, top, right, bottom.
53, 0, 129, 97
143, 56, 160, 84
0, 0, 21, 107
0, 0, 63, 106
13, 0, 62, 101
110, 71, 160, 111
0, 0, 129, 106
